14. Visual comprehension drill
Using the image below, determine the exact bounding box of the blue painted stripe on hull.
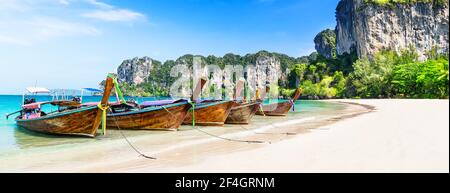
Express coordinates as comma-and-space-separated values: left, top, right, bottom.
108, 101, 189, 117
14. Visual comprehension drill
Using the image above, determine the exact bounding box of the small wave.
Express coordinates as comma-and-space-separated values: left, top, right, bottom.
150, 117, 317, 155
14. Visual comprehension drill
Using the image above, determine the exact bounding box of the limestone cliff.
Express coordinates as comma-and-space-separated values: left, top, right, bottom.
314, 29, 337, 59
115, 52, 290, 91
117, 56, 153, 85
335, 0, 449, 60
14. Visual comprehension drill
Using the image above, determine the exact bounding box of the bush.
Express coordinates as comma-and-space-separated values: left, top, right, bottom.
286, 45, 448, 99
331, 71, 346, 97
280, 88, 296, 98
299, 76, 339, 99
392, 58, 449, 98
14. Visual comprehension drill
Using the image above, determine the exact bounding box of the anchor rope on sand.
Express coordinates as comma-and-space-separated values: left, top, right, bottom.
107, 108, 156, 160
160, 104, 269, 144
105, 74, 156, 159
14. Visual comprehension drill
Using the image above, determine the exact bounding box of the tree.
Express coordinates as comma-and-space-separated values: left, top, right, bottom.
347, 51, 397, 98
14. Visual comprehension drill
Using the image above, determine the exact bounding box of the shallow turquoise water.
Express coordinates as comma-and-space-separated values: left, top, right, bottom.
0, 95, 163, 153
0, 95, 343, 153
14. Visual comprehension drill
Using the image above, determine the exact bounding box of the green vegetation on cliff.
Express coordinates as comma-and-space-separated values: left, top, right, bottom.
364, 0, 448, 7
314, 29, 337, 59
117, 47, 448, 99
288, 46, 449, 99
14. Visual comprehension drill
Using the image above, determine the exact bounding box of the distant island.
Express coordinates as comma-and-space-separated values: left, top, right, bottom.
107, 0, 449, 99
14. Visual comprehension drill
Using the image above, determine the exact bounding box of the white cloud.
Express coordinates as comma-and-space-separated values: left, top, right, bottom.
0, 34, 30, 45
81, 0, 146, 22
0, 0, 72, 11
59, 0, 70, 5
85, 0, 113, 9
0, 0, 146, 45
30, 17, 101, 38
0, 0, 30, 11
0, 17, 101, 45
81, 9, 145, 22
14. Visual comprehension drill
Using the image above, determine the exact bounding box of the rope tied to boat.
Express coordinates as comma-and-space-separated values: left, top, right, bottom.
188, 101, 196, 126
107, 108, 156, 160
97, 102, 109, 135
259, 103, 266, 116
161, 102, 269, 144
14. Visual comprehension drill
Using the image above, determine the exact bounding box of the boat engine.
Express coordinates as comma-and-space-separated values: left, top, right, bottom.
24, 98, 36, 104
72, 96, 81, 103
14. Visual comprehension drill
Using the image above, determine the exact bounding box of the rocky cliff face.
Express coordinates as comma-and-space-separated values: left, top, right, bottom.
335, 0, 449, 60
256, 55, 284, 83
314, 29, 337, 59
116, 53, 287, 91
117, 56, 153, 85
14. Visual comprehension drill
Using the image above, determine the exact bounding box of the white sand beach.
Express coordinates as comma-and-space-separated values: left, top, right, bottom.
0, 99, 448, 173
169, 99, 449, 173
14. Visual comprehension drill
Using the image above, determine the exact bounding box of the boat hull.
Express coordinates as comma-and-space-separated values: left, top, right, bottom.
106, 102, 191, 130
16, 106, 100, 137
183, 101, 235, 126
225, 102, 259, 124
256, 101, 293, 116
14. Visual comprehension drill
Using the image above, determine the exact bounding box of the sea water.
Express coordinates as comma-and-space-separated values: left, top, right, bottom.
0, 95, 345, 155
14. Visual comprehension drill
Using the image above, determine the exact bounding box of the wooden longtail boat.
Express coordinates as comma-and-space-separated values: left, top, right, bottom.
225, 78, 260, 124
256, 88, 302, 116
81, 80, 193, 130
225, 102, 260, 124
183, 100, 236, 126
182, 77, 235, 126
10, 75, 114, 137
105, 100, 192, 130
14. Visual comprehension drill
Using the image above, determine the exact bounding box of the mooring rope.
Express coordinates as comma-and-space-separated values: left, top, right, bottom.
242, 103, 298, 135
107, 108, 156, 159
105, 75, 155, 159
160, 104, 269, 144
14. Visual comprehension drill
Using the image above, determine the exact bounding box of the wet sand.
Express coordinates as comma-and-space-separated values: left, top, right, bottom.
1, 99, 447, 172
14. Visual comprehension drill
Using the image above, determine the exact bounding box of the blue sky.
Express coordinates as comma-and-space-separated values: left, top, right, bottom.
0, 0, 339, 94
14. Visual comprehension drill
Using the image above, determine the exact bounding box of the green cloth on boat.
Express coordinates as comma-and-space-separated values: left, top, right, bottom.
189, 101, 196, 126
107, 74, 126, 104
244, 79, 250, 102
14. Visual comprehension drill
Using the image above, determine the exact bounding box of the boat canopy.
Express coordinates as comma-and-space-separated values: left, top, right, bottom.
22, 100, 82, 109
82, 88, 102, 92
26, 87, 50, 93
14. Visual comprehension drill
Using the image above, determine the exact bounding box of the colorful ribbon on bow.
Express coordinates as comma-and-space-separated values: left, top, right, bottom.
290, 99, 295, 112
97, 102, 109, 135
107, 74, 126, 104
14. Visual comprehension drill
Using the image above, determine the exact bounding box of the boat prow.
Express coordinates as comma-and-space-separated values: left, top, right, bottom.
226, 102, 260, 124
14, 75, 114, 137
256, 88, 302, 116
256, 101, 293, 116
